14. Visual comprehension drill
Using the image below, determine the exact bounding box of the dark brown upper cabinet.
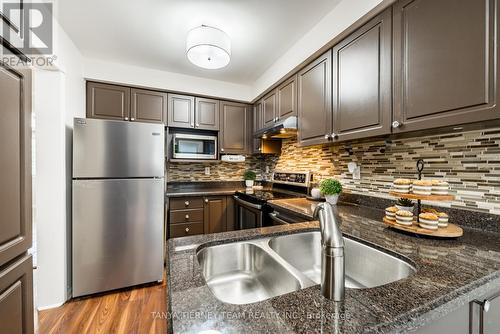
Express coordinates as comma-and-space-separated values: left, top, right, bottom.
195, 97, 220, 130
277, 75, 297, 119
393, 0, 500, 133
167, 94, 195, 128
297, 50, 332, 146
263, 91, 277, 128
219, 101, 249, 154
87, 82, 131, 121
253, 100, 264, 132
131, 88, 167, 124
332, 8, 392, 142
252, 103, 262, 154
0, 65, 32, 267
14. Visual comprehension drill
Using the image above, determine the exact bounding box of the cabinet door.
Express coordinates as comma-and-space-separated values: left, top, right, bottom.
225, 196, 235, 232
297, 50, 332, 146
204, 197, 227, 234
167, 94, 195, 129
252, 103, 262, 154
195, 97, 219, 130
0, 64, 32, 266
278, 75, 297, 119
130, 88, 167, 124
263, 91, 277, 127
393, 0, 499, 133
86, 82, 131, 121
332, 8, 392, 142
254, 100, 264, 131
219, 101, 249, 154
0, 254, 34, 334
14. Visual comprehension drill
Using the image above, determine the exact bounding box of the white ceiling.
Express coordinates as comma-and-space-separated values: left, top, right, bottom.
57, 0, 342, 85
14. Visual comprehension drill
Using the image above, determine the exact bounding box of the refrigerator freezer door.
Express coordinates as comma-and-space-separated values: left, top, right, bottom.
73, 118, 165, 178
72, 178, 164, 297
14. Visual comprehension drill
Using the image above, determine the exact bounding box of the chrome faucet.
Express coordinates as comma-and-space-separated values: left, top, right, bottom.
313, 202, 345, 301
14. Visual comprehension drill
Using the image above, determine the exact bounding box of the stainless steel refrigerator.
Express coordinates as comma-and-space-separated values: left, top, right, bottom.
72, 118, 164, 297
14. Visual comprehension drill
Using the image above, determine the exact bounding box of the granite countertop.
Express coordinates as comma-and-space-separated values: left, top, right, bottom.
167, 201, 500, 333
165, 182, 249, 197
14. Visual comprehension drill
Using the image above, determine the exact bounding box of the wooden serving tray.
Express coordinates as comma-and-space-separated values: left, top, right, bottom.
383, 217, 463, 238
389, 191, 455, 202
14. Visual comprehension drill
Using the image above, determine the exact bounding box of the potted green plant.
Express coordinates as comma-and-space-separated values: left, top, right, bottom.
320, 178, 343, 205
396, 198, 414, 212
244, 170, 257, 188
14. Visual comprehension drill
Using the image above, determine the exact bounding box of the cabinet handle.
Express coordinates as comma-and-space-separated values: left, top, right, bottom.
196, 123, 200, 127
331, 133, 338, 139
324, 134, 331, 140
130, 118, 135, 121
185, 214, 190, 220
392, 121, 401, 129
124, 117, 129, 121
190, 123, 194, 127
204, 198, 209, 203
185, 227, 190, 233
184, 201, 189, 206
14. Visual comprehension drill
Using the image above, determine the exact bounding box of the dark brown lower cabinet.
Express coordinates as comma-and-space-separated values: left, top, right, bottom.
0, 255, 34, 334
204, 197, 227, 234
168, 195, 236, 238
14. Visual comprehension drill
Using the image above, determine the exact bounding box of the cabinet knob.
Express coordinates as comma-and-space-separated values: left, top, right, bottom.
190, 123, 194, 127
185, 214, 189, 220
331, 133, 338, 139
184, 201, 189, 206
185, 227, 190, 233
124, 117, 129, 121
324, 134, 331, 140
392, 121, 401, 128
130, 118, 135, 121
221, 148, 225, 152
204, 198, 209, 203
196, 123, 200, 127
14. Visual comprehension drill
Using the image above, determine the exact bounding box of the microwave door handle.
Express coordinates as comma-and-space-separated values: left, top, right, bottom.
269, 211, 290, 225
233, 196, 262, 210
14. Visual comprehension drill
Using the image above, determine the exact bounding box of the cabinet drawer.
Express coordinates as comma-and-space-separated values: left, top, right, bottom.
170, 208, 204, 224
169, 197, 204, 210
170, 222, 204, 238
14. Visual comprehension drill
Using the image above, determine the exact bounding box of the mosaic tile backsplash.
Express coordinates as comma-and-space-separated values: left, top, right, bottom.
168, 127, 500, 215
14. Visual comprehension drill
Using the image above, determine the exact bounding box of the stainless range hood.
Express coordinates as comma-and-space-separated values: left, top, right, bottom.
254, 116, 297, 139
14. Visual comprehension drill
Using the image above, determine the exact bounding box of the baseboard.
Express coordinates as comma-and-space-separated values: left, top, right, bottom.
37, 302, 65, 311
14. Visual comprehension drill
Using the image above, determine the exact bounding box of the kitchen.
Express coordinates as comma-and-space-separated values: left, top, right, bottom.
1, 0, 500, 333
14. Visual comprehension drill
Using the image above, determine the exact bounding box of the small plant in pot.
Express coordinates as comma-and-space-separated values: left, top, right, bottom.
244, 170, 257, 188
320, 178, 343, 205
396, 198, 414, 212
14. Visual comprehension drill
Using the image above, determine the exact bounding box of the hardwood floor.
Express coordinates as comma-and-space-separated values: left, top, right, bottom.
38, 272, 168, 334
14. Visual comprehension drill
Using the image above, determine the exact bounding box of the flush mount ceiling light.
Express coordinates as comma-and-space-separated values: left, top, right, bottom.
186, 25, 231, 69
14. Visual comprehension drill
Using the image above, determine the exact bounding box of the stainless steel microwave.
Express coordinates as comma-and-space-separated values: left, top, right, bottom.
172, 133, 218, 160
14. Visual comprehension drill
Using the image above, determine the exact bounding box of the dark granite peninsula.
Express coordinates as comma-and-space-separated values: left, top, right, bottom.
167, 203, 500, 333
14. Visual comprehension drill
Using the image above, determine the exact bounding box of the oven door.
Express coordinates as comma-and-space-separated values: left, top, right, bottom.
233, 195, 263, 230
269, 210, 307, 225
172, 134, 217, 160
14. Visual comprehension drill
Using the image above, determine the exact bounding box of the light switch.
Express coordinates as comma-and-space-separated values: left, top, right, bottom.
205, 167, 210, 175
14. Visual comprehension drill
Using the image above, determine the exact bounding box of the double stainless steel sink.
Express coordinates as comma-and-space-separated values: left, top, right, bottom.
197, 231, 416, 305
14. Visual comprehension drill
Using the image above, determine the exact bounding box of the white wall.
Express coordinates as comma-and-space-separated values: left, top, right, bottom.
84, 58, 253, 101
252, 0, 384, 98
34, 14, 84, 309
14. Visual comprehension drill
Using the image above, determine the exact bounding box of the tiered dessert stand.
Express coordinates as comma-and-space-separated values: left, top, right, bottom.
383, 159, 463, 238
